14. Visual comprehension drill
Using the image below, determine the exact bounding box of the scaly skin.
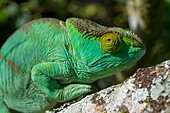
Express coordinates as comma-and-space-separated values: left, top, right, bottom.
0, 18, 146, 113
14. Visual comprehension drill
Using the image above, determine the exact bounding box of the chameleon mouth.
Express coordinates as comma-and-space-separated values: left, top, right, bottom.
126, 48, 146, 65
108, 48, 146, 69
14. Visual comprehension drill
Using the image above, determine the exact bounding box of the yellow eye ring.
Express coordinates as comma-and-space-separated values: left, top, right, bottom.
100, 33, 121, 53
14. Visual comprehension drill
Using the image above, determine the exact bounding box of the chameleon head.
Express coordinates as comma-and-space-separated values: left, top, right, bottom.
66, 18, 146, 83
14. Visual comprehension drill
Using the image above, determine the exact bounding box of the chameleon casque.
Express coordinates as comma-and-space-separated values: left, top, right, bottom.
0, 18, 146, 113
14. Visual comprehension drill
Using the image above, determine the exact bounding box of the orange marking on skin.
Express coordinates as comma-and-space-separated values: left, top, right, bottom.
0, 54, 24, 73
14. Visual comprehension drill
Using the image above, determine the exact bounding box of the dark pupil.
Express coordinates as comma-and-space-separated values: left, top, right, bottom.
106, 38, 112, 43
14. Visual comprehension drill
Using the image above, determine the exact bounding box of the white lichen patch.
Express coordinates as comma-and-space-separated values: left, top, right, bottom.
125, 77, 136, 89
45, 111, 52, 113
163, 74, 170, 100
103, 86, 128, 111
146, 107, 154, 112
100, 78, 136, 112
164, 60, 170, 69
131, 88, 149, 101
150, 68, 170, 101
152, 76, 163, 85
104, 77, 148, 112
150, 83, 165, 100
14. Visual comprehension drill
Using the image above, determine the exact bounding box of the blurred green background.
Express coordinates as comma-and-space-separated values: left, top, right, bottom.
0, 0, 170, 86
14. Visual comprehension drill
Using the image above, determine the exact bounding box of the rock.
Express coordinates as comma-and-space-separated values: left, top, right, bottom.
47, 60, 170, 113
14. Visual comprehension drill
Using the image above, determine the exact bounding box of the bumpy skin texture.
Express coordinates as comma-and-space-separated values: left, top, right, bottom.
0, 18, 145, 113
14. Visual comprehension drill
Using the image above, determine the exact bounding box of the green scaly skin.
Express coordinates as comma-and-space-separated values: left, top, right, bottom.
0, 18, 146, 113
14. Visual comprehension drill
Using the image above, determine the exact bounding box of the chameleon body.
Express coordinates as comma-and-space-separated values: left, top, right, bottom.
0, 18, 145, 113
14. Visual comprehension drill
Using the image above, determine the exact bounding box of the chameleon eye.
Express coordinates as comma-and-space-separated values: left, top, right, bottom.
100, 33, 121, 53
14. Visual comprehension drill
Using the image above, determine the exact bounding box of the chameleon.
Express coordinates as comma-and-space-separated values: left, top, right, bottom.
0, 18, 146, 113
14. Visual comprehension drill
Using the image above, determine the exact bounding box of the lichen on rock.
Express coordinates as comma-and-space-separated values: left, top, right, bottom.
47, 60, 170, 113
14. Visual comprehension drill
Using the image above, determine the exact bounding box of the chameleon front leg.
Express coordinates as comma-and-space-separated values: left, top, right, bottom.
31, 62, 92, 102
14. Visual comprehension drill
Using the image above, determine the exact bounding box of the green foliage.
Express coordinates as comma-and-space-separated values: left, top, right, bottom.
0, 0, 126, 43
164, 0, 170, 40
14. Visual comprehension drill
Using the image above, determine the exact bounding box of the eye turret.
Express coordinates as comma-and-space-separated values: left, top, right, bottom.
100, 33, 121, 53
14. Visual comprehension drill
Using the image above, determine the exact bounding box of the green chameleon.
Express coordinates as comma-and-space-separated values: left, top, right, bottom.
0, 18, 145, 113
